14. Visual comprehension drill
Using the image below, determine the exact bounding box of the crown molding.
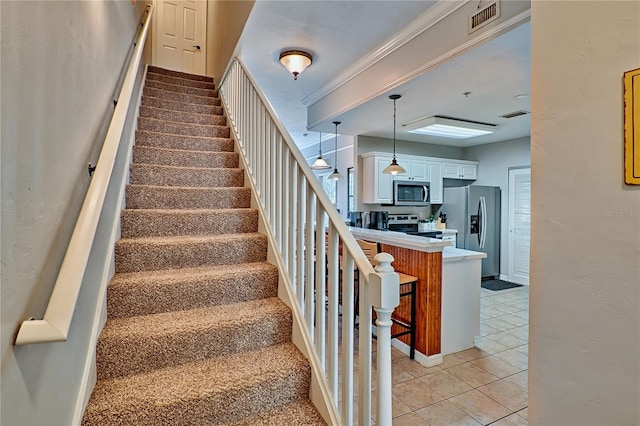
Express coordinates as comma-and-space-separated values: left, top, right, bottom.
300, 0, 469, 107
306, 8, 531, 130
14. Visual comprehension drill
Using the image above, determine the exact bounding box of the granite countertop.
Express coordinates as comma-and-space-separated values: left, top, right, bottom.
348, 226, 451, 253
442, 246, 487, 262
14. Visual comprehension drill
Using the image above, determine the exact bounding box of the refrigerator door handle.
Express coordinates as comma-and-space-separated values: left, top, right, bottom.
480, 196, 488, 248
477, 199, 482, 245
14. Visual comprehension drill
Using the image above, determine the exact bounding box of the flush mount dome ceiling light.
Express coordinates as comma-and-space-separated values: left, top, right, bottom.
279, 50, 312, 80
404, 116, 497, 139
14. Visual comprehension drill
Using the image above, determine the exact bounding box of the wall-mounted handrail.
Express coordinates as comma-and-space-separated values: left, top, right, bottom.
219, 57, 399, 426
14, 4, 154, 346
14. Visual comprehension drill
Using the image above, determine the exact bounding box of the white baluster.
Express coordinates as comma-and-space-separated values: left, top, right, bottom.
371, 253, 400, 426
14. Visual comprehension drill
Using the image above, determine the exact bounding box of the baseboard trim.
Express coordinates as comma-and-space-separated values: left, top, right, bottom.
390, 338, 443, 367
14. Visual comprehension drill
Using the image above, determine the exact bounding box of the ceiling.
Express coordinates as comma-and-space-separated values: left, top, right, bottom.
236, 1, 531, 150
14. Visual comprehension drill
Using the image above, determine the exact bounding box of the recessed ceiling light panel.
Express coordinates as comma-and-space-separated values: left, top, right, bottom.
403, 116, 497, 139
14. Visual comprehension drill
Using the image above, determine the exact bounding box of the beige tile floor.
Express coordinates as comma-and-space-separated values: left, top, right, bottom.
346, 284, 530, 425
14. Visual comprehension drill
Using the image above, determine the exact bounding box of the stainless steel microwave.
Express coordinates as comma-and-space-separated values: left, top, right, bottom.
393, 180, 430, 206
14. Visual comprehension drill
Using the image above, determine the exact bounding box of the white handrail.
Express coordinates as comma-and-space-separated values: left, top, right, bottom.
219, 57, 399, 426
14, 5, 154, 346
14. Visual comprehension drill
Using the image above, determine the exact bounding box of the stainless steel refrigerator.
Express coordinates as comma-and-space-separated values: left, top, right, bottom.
440, 185, 501, 279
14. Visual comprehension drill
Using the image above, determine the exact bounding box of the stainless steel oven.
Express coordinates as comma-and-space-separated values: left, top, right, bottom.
393, 180, 430, 206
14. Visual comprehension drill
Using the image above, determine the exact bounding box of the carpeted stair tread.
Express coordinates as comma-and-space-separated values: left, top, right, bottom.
97, 297, 292, 380
82, 343, 311, 425
126, 184, 251, 210
138, 116, 230, 138
115, 232, 267, 273
132, 145, 238, 168
143, 86, 221, 106
141, 95, 223, 116
230, 399, 326, 426
135, 129, 233, 152
146, 71, 216, 90
107, 262, 279, 318
129, 163, 244, 188
140, 104, 226, 126
145, 78, 218, 98
121, 208, 258, 238
148, 65, 213, 82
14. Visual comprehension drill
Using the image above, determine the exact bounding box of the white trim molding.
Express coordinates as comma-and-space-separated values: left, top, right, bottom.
301, 0, 468, 107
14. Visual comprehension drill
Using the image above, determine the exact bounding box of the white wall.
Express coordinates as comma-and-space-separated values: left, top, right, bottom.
464, 137, 530, 278
1, 1, 148, 424
530, 1, 640, 424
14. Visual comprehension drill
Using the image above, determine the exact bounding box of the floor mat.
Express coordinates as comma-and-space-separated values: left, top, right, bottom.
481, 279, 523, 291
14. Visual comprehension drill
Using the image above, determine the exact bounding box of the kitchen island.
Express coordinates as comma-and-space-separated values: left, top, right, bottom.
348, 227, 485, 366
348, 227, 449, 366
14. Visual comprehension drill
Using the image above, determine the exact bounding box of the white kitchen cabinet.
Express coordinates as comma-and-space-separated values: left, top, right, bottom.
427, 162, 443, 204
441, 232, 457, 247
361, 152, 477, 204
393, 158, 427, 181
362, 155, 393, 204
442, 161, 477, 179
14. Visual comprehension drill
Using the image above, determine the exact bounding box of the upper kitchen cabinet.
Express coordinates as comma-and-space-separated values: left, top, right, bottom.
362, 154, 394, 204
361, 152, 477, 204
441, 161, 478, 180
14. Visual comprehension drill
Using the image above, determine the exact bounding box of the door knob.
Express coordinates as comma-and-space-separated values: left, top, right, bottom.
193, 45, 201, 50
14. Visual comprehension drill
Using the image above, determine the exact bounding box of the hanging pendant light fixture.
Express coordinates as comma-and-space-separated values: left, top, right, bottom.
328, 121, 343, 180
310, 132, 331, 170
383, 94, 406, 175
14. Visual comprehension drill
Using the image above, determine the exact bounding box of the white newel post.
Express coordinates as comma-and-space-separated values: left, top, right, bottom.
371, 253, 400, 426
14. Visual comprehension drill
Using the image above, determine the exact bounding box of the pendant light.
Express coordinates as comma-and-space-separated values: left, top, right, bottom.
383, 94, 406, 175
310, 132, 331, 170
328, 121, 343, 180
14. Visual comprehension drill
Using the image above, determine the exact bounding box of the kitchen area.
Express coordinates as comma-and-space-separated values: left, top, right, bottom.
304, 126, 532, 369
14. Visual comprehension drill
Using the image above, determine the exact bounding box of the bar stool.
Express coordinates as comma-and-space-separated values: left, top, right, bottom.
355, 239, 418, 360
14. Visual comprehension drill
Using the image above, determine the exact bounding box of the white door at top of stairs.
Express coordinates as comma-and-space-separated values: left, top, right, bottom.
153, 0, 207, 75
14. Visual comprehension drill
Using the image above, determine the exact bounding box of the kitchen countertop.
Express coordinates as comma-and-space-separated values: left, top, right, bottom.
348, 226, 450, 253
439, 229, 458, 234
442, 246, 487, 262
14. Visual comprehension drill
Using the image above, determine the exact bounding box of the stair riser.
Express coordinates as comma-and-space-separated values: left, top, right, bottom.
126, 185, 251, 210
141, 96, 223, 116
140, 105, 226, 126
84, 367, 311, 425
115, 235, 267, 273
107, 264, 279, 318
135, 130, 234, 152
138, 117, 230, 138
148, 65, 213, 82
145, 79, 218, 98
146, 71, 216, 90
97, 309, 292, 380
121, 210, 258, 238
129, 164, 244, 188
132, 146, 238, 169
143, 86, 221, 106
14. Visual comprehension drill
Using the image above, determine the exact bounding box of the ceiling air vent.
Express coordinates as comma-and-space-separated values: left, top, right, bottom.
500, 110, 530, 119
469, 1, 500, 34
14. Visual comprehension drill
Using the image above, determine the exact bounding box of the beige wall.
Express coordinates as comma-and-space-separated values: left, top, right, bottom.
530, 1, 640, 424
206, 0, 255, 81
0, 1, 148, 424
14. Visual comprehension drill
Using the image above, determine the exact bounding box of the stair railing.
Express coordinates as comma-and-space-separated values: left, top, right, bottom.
14, 5, 154, 345
220, 57, 399, 426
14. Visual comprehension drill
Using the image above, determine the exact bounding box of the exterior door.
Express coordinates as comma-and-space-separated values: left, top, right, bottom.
508, 168, 531, 285
153, 0, 207, 75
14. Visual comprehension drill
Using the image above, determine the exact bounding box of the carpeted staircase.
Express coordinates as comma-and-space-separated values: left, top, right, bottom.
82, 66, 325, 425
